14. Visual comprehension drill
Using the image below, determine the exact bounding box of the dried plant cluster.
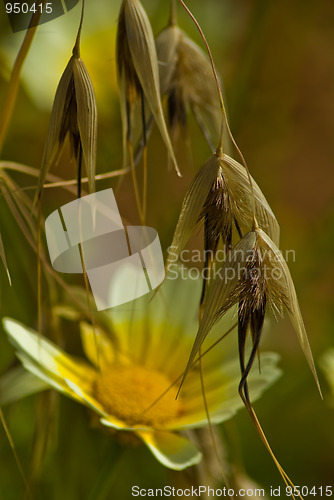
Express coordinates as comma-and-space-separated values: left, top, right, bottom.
0, 0, 323, 497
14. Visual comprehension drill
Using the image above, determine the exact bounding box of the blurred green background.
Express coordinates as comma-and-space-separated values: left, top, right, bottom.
0, 0, 333, 498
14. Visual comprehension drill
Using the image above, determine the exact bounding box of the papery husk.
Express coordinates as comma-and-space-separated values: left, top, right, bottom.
255, 228, 321, 395
37, 54, 97, 198
178, 231, 257, 388
179, 227, 321, 396
117, 0, 180, 175
166, 152, 280, 272
156, 24, 221, 147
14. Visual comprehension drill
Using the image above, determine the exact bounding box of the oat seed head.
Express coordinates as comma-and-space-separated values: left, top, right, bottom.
156, 24, 221, 148
37, 4, 97, 198
166, 151, 280, 273
116, 0, 180, 176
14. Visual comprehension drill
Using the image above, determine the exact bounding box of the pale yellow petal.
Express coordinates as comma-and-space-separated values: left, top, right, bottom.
80, 322, 116, 370
166, 352, 282, 430
138, 430, 202, 470
3, 318, 95, 392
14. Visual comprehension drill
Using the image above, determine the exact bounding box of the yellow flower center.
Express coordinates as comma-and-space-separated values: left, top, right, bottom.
94, 364, 183, 427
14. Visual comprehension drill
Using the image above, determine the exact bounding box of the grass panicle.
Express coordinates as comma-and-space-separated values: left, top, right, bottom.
178, 227, 321, 399
166, 151, 280, 276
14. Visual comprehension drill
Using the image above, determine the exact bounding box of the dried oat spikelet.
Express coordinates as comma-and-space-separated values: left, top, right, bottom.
37, 29, 97, 198
116, 0, 180, 176
166, 150, 280, 272
179, 227, 321, 397
156, 21, 221, 149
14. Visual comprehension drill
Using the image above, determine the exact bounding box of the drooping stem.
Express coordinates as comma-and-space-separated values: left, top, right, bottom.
177, 0, 256, 217
140, 87, 147, 223
73, 0, 85, 58
170, 0, 177, 25
76, 143, 101, 371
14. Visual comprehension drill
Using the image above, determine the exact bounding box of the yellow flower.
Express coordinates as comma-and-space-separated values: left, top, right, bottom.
2, 269, 281, 470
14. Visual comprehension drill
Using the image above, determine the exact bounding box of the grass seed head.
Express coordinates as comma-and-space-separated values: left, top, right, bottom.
37, 54, 97, 197
181, 228, 321, 397
167, 151, 279, 272
156, 24, 221, 149
116, 0, 180, 175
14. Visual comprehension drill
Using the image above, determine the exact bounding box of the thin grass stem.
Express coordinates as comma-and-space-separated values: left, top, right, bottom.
177, 0, 256, 218
198, 346, 233, 493
0, 6, 45, 154
0, 407, 32, 499
128, 141, 144, 225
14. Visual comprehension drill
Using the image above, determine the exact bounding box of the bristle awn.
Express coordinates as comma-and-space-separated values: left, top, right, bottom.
177, 0, 256, 216
199, 216, 216, 309
238, 339, 302, 500
128, 138, 145, 225
0, 407, 32, 499
76, 146, 101, 372
177, 1, 222, 122
78, 242, 101, 372
0, 233, 11, 285
37, 198, 43, 335
124, 91, 144, 223
242, 394, 302, 500
198, 345, 234, 494
140, 88, 148, 223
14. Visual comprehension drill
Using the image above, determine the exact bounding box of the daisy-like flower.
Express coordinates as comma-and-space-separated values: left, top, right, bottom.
2, 269, 281, 470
